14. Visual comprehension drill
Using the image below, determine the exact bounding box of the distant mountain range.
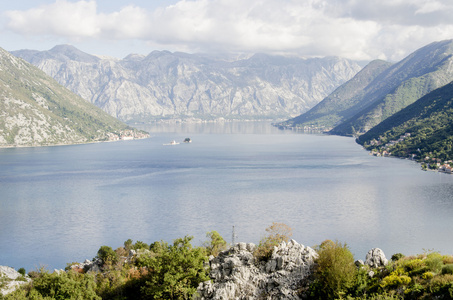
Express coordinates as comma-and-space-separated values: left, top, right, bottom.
282, 40, 453, 136
12, 45, 362, 123
0, 47, 147, 147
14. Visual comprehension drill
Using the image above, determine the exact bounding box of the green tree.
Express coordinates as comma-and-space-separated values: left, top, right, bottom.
204, 231, 227, 256
310, 240, 358, 299
97, 245, 119, 267
255, 222, 293, 260
8, 269, 100, 300
136, 236, 209, 299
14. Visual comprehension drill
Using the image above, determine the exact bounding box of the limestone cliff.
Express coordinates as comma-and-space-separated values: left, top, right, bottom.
13, 46, 362, 123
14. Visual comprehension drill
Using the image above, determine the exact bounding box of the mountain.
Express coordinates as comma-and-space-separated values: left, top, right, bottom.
0, 47, 147, 147
328, 39, 453, 136
279, 59, 393, 130
12, 45, 362, 123
357, 81, 453, 162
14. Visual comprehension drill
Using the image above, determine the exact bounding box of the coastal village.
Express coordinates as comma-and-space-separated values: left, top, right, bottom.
106, 129, 149, 142
368, 133, 453, 173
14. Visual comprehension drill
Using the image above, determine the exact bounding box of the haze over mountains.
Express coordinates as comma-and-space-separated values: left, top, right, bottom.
12, 45, 362, 123
284, 40, 453, 136
0, 47, 146, 147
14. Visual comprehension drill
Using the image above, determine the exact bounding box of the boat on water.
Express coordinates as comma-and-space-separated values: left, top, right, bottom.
184, 138, 192, 143
163, 140, 180, 146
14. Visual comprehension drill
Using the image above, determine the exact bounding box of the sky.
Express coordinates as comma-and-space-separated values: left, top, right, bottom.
1, 0, 453, 61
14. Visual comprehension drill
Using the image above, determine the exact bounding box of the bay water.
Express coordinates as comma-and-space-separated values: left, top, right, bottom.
1, 122, 453, 272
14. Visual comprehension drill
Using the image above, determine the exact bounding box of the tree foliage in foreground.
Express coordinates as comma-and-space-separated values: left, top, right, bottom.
4, 226, 453, 300
254, 222, 293, 260
135, 236, 209, 299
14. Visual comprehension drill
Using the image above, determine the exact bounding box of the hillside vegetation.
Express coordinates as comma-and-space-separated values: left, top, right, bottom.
3, 226, 453, 299
0, 47, 147, 147
357, 81, 453, 167
330, 39, 453, 136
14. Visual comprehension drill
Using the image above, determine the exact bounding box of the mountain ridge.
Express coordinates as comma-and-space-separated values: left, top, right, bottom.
330, 39, 453, 135
12, 46, 362, 123
278, 59, 393, 130
0, 47, 147, 147
280, 39, 453, 136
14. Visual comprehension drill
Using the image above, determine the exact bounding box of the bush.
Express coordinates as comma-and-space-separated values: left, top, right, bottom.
17, 268, 26, 276
380, 273, 411, 288
204, 230, 227, 256
97, 245, 119, 266
391, 253, 405, 261
428, 274, 453, 297
442, 264, 453, 275
309, 240, 357, 299
254, 222, 293, 260
425, 252, 444, 273
443, 255, 453, 264
8, 269, 100, 300
135, 236, 209, 299
422, 271, 434, 280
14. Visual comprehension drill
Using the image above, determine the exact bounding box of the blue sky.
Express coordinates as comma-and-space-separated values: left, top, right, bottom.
1, 0, 453, 61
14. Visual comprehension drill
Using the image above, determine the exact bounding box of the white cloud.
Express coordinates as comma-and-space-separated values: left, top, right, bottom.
3, 0, 453, 61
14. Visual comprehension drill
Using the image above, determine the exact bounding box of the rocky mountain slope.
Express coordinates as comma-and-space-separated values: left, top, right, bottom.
280, 59, 393, 130
330, 39, 453, 136
0, 47, 147, 147
12, 45, 362, 123
282, 39, 453, 136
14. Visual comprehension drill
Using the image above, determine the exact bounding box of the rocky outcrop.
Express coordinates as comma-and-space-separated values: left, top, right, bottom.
13, 45, 362, 123
196, 240, 318, 299
364, 248, 388, 268
0, 266, 31, 296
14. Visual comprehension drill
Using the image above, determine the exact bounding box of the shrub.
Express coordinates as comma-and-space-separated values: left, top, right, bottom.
401, 258, 424, 272
443, 255, 453, 264
254, 222, 293, 260
97, 245, 119, 266
441, 264, 453, 275
135, 236, 209, 299
124, 239, 133, 251
16, 269, 100, 300
428, 274, 453, 297
425, 252, 444, 273
422, 271, 434, 280
391, 253, 405, 261
17, 268, 26, 276
133, 241, 149, 250
204, 230, 227, 256
310, 240, 357, 299
380, 273, 411, 288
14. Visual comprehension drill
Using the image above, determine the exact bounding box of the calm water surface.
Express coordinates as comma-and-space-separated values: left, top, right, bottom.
1, 122, 453, 271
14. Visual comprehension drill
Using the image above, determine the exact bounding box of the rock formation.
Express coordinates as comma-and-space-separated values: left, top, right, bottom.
364, 248, 388, 268
196, 240, 318, 299
0, 266, 31, 296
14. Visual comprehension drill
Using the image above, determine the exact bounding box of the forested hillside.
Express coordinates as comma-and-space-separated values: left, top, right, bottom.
357, 81, 453, 165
